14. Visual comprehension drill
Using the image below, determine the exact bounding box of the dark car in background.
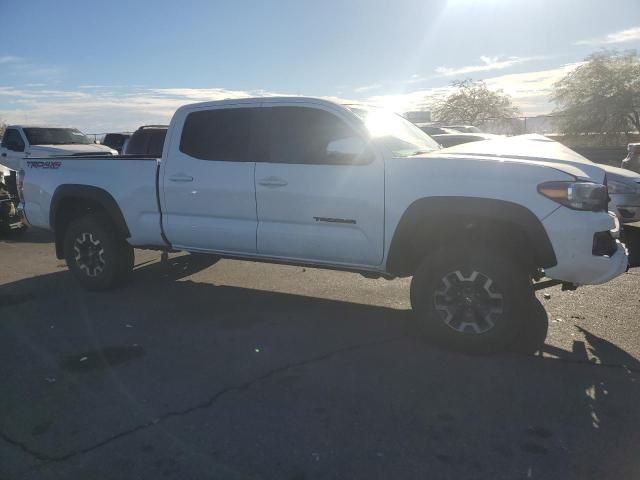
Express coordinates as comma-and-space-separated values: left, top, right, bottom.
442, 125, 484, 133
123, 125, 168, 157
102, 133, 131, 154
414, 123, 501, 148
622, 143, 640, 174
414, 124, 458, 136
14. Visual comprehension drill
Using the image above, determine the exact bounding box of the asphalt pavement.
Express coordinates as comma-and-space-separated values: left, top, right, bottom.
1, 229, 639, 480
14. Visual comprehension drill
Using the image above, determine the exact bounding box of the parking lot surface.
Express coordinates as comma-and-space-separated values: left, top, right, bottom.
1, 229, 639, 480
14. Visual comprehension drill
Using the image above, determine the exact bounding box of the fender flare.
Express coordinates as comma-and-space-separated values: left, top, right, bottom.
50, 185, 130, 258
386, 196, 557, 275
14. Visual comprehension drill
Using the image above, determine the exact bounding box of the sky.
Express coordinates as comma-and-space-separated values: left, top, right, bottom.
1, 0, 639, 133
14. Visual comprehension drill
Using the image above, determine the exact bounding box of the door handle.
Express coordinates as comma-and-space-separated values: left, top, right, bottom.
1, 153, 6, 157
169, 174, 194, 182
258, 176, 288, 187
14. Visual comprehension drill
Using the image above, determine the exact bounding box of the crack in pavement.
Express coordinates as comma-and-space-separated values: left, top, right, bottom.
0, 335, 408, 466
2, 334, 638, 470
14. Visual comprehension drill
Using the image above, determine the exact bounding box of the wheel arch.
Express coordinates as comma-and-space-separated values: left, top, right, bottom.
386, 196, 557, 276
50, 184, 130, 259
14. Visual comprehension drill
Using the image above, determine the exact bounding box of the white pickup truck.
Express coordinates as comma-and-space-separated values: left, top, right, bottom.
18, 97, 628, 352
1, 125, 116, 172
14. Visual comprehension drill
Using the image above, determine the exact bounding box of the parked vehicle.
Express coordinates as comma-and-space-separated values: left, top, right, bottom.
433, 132, 501, 148
19, 98, 627, 353
603, 166, 640, 223
442, 125, 484, 133
0, 168, 25, 235
415, 124, 458, 135
102, 133, 131, 154
622, 143, 640, 174
123, 125, 168, 156
444, 134, 640, 223
0, 126, 116, 172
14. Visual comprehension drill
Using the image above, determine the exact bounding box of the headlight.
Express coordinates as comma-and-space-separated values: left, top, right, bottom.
607, 179, 639, 195
538, 181, 608, 211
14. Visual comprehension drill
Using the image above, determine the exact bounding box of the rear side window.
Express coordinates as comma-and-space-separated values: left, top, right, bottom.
180, 108, 252, 161
255, 106, 367, 165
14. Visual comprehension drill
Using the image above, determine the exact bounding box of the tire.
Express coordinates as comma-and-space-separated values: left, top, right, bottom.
63, 214, 134, 291
410, 244, 532, 354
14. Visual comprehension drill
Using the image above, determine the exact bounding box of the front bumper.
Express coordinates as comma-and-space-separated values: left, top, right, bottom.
543, 208, 628, 285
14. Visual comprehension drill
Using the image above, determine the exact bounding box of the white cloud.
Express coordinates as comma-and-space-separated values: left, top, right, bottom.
363, 63, 582, 115
1, 56, 62, 81
575, 26, 640, 45
0, 55, 20, 64
0, 61, 584, 131
0, 86, 291, 132
353, 82, 383, 93
434, 55, 542, 77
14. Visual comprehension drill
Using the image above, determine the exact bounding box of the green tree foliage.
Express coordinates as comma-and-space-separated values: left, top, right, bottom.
432, 79, 520, 125
552, 50, 640, 135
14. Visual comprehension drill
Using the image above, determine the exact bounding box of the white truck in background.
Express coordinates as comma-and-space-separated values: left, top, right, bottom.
0, 125, 116, 172
18, 97, 628, 353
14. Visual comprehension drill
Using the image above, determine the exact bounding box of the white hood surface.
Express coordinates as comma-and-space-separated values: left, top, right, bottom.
437, 134, 608, 183
29, 143, 116, 157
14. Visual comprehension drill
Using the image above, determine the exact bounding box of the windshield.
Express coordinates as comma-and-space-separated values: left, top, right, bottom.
348, 106, 441, 157
23, 128, 92, 146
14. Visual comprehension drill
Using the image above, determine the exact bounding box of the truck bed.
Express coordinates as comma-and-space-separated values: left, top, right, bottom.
21, 156, 166, 246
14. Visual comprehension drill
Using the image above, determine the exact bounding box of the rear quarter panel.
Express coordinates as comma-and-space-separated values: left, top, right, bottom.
22, 158, 163, 245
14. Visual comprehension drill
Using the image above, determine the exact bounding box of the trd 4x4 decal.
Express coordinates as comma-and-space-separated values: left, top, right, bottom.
26, 161, 62, 169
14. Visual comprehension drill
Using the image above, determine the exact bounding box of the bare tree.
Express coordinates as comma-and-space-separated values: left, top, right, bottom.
432, 79, 520, 125
552, 50, 640, 135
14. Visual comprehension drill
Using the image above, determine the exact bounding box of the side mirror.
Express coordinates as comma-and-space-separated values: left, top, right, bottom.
326, 136, 373, 164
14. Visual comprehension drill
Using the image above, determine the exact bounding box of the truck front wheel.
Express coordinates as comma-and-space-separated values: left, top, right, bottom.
63, 214, 134, 291
410, 245, 532, 354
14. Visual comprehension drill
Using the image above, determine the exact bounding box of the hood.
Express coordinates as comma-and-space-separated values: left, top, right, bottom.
438, 133, 607, 183
28, 143, 116, 157
598, 163, 640, 182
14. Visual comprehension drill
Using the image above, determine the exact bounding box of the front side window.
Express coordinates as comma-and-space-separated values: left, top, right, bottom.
180, 108, 253, 161
22, 128, 92, 146
348, 106, 441, 157
257, 106, 369, 165
1, 129, 25, 151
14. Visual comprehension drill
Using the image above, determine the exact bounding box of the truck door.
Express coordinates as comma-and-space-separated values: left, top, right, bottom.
0, 128, 27, 172
161, 104, 258, 254
254, 104, 385, 267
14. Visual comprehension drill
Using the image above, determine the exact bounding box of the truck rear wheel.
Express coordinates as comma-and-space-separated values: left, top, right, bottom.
410, 245, 532, 354
63, 214, 134, 291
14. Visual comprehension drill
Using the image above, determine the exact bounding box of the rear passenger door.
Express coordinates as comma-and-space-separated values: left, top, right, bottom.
161, 104, 259, 253
254, 104, 385, 267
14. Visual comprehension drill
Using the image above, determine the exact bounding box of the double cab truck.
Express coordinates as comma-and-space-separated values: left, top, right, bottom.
18, 97, 628, 352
